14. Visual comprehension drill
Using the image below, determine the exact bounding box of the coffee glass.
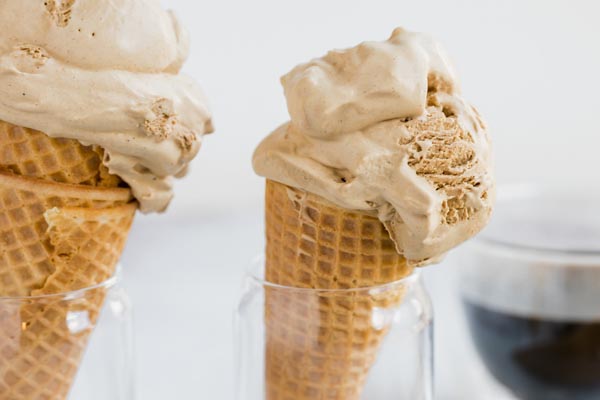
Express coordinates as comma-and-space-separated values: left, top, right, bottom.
459, 184, 600, 400
235, 257, 434, 400
0, 269, 134, 400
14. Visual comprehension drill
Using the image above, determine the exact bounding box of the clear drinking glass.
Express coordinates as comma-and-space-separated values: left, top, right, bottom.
235, 258, 434, 400
0, 270, 134, 400
459, 184, 600, 400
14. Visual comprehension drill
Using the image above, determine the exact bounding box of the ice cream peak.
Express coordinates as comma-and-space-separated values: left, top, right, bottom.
253, 28, 494, 262
0, 0, 213, 212
282, 28, 457, 139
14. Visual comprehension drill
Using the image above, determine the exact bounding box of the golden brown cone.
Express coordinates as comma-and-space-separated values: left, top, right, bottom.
0, 202, 136, 399
0, 172, 134, 297
0, 120, 137, 399
264, 179, 413, 399
32, 203, 137, 296
0, 121, 122, 187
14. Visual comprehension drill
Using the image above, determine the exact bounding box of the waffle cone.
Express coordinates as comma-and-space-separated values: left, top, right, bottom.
264, 180, 413, 399
0, 121, 121, 187
0, 120, 136, 399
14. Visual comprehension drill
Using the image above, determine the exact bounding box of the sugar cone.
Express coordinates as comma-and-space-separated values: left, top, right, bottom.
0, 202, 136, 399
0, 122, 121, 187
264, 179, 413, 399
0, 120, 136, 399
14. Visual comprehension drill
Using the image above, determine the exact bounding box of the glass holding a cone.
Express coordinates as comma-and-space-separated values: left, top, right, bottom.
238, 28, 494, 399
238, 27, 600, 400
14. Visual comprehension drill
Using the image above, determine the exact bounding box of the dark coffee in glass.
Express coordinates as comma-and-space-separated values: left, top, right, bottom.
460, 185, 600, 400
464, 301, 600, 400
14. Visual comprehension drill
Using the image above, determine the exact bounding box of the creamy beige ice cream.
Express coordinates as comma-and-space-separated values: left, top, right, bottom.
254, 27, 494, 262
0, 0, 213, 212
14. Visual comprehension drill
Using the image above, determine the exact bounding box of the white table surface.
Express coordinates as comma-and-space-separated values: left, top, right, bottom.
118, 211, 508, 400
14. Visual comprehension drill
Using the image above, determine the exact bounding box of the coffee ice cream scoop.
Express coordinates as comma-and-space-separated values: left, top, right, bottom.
253, 28, 494, 262
0, 0, 213, 212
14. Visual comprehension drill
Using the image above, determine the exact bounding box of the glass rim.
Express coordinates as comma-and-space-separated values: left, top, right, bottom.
472, 238, 600, 265
476, 182, 600, 260
246, 255, 420, 294
0, 265, 121, 301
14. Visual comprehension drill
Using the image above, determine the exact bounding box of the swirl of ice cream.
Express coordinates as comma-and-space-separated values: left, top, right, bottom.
253, 28, 494, 262
0, 0, 213, 212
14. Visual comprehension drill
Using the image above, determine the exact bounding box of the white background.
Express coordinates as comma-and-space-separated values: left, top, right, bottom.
164, 0, 600, 216
117, 1, 600, 399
